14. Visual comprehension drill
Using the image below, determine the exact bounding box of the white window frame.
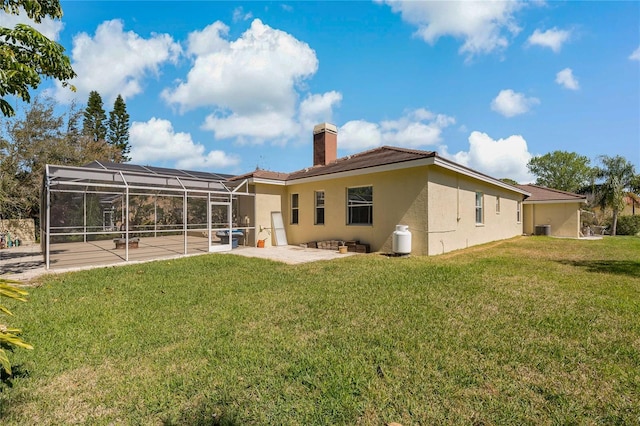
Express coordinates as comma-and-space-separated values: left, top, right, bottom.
291, 193, 299, 225
347, 186, 373, 225
475, 191, 484, 225
315, 190, 325, 225
496, 196, 501, 214
517, 201, 522, 223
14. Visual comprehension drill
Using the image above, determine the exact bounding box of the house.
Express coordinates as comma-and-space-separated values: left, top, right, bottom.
516, 184, 587, 238
231, 123, 531, 255
622, 193, 640, 216
40, 122, 593, 269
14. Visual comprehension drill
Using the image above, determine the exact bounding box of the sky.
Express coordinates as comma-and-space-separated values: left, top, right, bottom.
2, 0, 639, 182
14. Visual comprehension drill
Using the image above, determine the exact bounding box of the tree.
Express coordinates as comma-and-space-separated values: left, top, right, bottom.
0, 96, 121, 220
82, 90, 107, 142
500, 178, 519, 186
107, 94, 131, 162
593, 155, 637, 236
0, 0, 76, 117
527, 151, 593, 193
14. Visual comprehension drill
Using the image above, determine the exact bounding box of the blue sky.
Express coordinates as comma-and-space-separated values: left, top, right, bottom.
3, 1, 639, 182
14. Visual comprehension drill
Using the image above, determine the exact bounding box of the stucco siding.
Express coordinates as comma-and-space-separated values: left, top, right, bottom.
253, 183, 285, 247
523, 203, 582, 238
251, 164, 526, 255
426, 168, 523, 255
283, 166, 429, 254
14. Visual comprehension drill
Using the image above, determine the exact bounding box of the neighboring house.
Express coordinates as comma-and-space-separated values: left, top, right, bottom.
622, 193, 639, 216
516, 184, 587, 238
590, 192, 639, 227
231, 123, 530, 255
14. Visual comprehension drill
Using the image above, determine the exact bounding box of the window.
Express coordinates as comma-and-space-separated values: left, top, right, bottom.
475, 191, 484, 224
516, 201, 522, 223
496, 196, 501, 214
291, 193, 299, 224
347, 186, 373, 225
315, 191, 325, 225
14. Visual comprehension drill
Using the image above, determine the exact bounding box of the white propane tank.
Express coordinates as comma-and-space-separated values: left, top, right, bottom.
392, 224, 411, 254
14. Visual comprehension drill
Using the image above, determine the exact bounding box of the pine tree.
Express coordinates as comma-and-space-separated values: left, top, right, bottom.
107, 94, 131, 162
82, 91, 107, 142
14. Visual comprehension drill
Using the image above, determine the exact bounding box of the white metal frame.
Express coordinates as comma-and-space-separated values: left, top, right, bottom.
41, 162, 254, 269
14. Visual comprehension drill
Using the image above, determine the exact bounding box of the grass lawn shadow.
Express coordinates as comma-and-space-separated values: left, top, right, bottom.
559, 259, 640, 278
0, 364, 30, 390
161, 401, 240, 426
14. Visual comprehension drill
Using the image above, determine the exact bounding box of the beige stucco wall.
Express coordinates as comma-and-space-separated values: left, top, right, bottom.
426, 168, 523, 255
283, 166, 430, 254
522, 202, 582, 238
252, 183, 286, 247
250, 164, 525, 256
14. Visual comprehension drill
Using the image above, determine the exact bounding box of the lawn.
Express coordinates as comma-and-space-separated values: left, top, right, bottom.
1, 236, 638, 425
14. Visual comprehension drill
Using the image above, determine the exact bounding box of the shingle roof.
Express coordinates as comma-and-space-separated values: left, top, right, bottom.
226, 146, 436, 183
228, 146, 529, 196
229, 169, 290, 182
287, 146, 436, 180
517, 184, 586, 202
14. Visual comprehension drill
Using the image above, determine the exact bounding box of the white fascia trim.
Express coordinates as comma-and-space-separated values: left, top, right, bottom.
251, 177, 287, 186
523, 199, 587, 205
432, 157, 531, 196
286, 158, 434, 185
255, 155, 532, 197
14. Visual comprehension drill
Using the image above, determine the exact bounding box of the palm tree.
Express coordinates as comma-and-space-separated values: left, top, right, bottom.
593, 155, 637, 236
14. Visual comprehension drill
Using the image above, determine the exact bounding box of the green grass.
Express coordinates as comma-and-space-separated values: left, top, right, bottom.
1, 236, 639, 425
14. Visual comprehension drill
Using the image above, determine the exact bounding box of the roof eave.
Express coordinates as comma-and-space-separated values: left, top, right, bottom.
523, 199, 587, 205
432, 156, 531, 196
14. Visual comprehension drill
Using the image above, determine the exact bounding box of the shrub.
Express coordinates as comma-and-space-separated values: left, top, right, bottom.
612, 215, 640, 236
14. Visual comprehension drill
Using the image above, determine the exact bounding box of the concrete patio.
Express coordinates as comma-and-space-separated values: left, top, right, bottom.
0, 237, 356, 283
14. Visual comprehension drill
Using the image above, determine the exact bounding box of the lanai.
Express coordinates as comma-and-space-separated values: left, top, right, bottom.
41, 161, 255, 270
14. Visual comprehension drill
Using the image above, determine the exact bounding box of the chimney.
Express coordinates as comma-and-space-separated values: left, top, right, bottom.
313, 123, 338, 166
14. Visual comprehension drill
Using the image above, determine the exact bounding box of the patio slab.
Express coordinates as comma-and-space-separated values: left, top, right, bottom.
1, 240, 356, 283
224, 245, 356, 264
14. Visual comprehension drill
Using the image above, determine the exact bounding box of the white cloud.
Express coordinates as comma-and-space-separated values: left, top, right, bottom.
491, 89, 540, 117
202, 111, 298, 143
129, 118, 240, 170
446, 131, 534, 182
186, 21, 229, 56
339, 109, 455, 152
339, 121, 384, 151
555, 68, 579, 90
299, 91, 343, 135
380, 0, 523, 58
232, 7, 253, 23
163, 19, 328, 144
52, 19, 181, 104
0, 9, 63, 40
526, 27, 571, 53
629, 46, 640, 61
